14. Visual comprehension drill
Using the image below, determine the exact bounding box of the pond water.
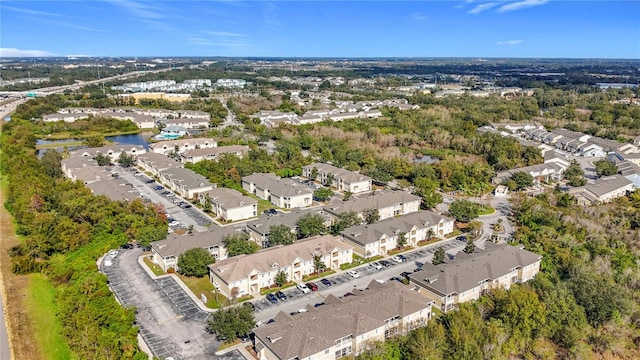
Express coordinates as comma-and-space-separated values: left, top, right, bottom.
36, 132, 153, 157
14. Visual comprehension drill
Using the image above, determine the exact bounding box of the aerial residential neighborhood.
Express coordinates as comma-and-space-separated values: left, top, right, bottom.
1, 17, 640, 358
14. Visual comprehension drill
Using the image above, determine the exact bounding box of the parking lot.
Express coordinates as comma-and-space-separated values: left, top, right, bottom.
115, 167, 214, 231
102, 248, 244, 360
250, 239, 465, 320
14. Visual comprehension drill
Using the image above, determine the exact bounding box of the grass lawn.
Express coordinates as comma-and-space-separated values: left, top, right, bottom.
177, 274, 227, 308
478, 206, 496, 216
25, 274, 72, 360
217, 338, 242, 351
143, 257, 166, 276
302, 270, 336, 282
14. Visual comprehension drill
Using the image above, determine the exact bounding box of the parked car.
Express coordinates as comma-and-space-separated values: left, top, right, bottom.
369, 261, 382, 270
400, 271, 412, 279
108, 250, 119, 258
306, 282, 318, 291
398, 254, 407, 262
314, 302, 325, 308
347, 270, 360, 278
380, 260, 392, 267
296, 283, 311, 294
266, 293, 278, 304
154, 185, 164, 191
145, 179, 155, 184
320, 278, 332, 287
275, 291, 287, 301
456, 235, 467, 242
390, 255, 404, 263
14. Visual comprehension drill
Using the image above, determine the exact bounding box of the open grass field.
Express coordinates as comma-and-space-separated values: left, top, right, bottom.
24, 274, 72, 360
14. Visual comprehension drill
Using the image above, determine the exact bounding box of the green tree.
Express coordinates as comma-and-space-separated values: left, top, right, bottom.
448, 199, 481, 223
313, 187, 333, 201
93, 152, 111, 166
463, 239, 476, 254
363, 208, 380, 225
432, 247, 445, 265
117, 151, 135, 168
206, 305, 255, 342
40, 149, 63, 178
396, 232, 407, 249
83, 135, 105, 147
594, 159, 618, 176
177, 247, 216, 277
508, 171, 534, 191
331, 211, 361, 234
268, 224, 295, 246
223, 233, 260, 257
313, 254, 326, 274
564, 161, 587, 186
296, 213, 327, 239
274, 270, 288, 287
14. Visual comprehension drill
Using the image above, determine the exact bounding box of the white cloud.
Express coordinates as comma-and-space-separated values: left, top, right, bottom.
104, 0, 163, 19
497, 39, 524, 45
2, 5, 67, 18
205, 31, 247, 38
0, 48, 54, 57
468, 2, 499, 14
411, 12, 429, 21
497, 0, 549, 13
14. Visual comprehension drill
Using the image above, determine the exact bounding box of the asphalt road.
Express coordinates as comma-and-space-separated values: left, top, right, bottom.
252, 238, 466, 323
0, 287, 10, 360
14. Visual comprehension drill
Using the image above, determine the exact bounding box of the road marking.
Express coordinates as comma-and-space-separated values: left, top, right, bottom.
158, 315, 184, 324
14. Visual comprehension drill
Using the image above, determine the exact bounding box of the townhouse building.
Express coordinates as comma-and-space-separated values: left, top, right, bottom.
323, 190, 421, 221
409, 243, 542, 312
208, 235, 352, 298
150, 227, 243, 272
302, 163, 372, 194
74, 144, 147, 163
570, 174, 635, 205
254, 280, 433, 360
180, 145, 249, 164
242, 173, 314, 209
149, 138, 217, 156
245, 208, 333, 248
137, 152, 182, 178
196, 188, 258, 222
158, 166, 215, 199
341, 211, 454, 258
164, 117, 210, 129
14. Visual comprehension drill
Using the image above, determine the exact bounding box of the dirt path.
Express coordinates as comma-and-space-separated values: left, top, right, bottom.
0, 179, 43, 360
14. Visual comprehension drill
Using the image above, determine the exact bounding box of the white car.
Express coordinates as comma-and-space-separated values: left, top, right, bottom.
390, 255, 403, 263
347, 270, 360, 278
108, 250, 119, 258
369, 262, 382, 270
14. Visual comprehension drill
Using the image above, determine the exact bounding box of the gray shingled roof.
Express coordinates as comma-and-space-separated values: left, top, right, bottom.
582, 174, 632, 197
341, 211, 453, 246
151, 227, 242, 259
245, 208, 332, 236
242, 173, 314, 198
409, 243, 541, 297
254, 280, 432, 360
304, 162, 372, 184
208, 235, 351, 284
323, 190, 421, 216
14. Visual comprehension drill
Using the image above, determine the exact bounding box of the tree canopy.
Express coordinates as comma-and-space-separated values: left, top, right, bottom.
177, 248, 216, 277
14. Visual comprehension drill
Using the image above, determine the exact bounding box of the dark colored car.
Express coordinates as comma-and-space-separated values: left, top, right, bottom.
314, 302, 325, 307
306, 282, 318, 291
120, 243, 134, 250
456, 235, 467, 242
145, 179, 155, 183
154, 185, 164, 191
266, 293, 278, 304
320, 278, 332, 287
380, 260, 392, 267
398, 254, 407, 262
400, 271, 412, 279
275, 291, 287, 301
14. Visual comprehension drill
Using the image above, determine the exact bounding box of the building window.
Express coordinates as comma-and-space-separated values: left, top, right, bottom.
335, 346, 352, 359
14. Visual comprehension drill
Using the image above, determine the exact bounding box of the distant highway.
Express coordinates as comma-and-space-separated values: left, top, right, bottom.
0, 66, 180, 98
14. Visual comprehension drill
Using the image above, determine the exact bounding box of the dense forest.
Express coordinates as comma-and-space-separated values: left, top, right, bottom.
0, 118, 167, 358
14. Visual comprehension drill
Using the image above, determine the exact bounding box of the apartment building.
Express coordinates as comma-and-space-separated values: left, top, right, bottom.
570, 174, 635, 205
409, 243, 542, 312
302, 163, 372, 194
254, 280, 433, 360
208, 235, 352, 298
323, 190, 421, 221
180, 145, 249, 164
245, 208, 333, 247
242, 173, 314, 209
149, 138, 217, 156
197, 188, 258, 222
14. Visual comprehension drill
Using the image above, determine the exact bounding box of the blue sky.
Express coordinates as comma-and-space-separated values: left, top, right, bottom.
1, 1, 639, 58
